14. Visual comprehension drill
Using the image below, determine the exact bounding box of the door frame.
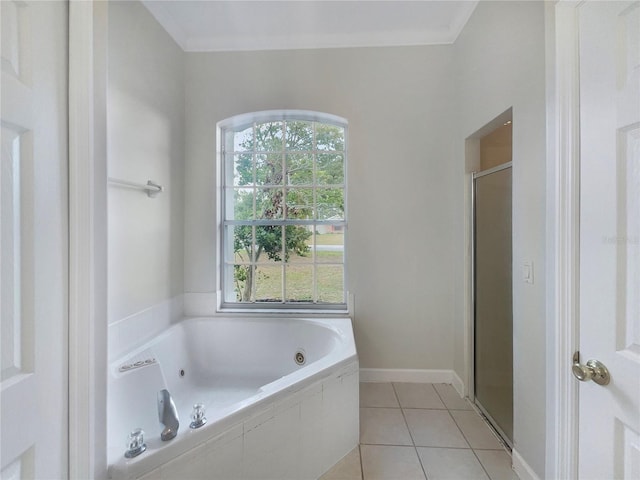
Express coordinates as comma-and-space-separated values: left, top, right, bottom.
68, 1, 109, 478
545, 2, 580, 479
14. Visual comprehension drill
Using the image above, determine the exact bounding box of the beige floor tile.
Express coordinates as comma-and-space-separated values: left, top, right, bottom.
393, 383, 446, 409
450, 410, 503, 450
320, 446, 363, 480
403, 409, 469, 448
433, 383, 473, 410
417, 447, 489, 480
360, 383, 400, 408
474, 449, 518, 480
361, 445, 426, 480
360, 408, 413, 446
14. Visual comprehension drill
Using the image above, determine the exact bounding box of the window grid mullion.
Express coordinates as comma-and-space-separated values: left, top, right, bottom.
311, 240, 318, 303
224, 220, 346, 228
281, 225, 287, 303
229, 149, 344, 156
252, 168, 257, 301
312, 121, 317, 229
252, 123, 257, 223
281, 122, 287, 304
252, 122, 257, 185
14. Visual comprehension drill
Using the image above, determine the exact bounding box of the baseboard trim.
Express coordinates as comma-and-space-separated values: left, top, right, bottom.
360, 368, 465, 391
513, 449, 541, 480
450, 370, 464, 397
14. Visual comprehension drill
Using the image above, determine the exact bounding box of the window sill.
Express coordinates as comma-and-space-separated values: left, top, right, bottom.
216, 292, 353, 317
216, 304, 350, 317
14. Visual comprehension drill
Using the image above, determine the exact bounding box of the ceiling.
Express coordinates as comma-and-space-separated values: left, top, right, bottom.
141, 1, 478, 52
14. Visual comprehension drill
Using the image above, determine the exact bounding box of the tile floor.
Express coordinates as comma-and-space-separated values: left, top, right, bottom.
320, 382, 518, 480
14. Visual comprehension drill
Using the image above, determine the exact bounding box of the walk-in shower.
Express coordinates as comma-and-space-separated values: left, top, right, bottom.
472, 160, 513, 446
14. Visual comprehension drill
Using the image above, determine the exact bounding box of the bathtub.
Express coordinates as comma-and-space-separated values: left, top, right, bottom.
107, 316, 359, 479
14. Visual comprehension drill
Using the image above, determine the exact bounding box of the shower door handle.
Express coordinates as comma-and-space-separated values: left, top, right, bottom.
572, 351, 610, 385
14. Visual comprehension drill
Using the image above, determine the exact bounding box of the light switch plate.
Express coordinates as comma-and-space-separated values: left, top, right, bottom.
523, 261, 534, 284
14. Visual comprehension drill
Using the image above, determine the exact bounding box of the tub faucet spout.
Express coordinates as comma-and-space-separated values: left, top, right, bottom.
157, 389, 179, 441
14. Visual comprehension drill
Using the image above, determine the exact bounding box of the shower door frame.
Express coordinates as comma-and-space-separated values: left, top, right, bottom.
470, 161, 513, 448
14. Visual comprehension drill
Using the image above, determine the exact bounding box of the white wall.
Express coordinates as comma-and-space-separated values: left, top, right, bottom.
107, 1, 185, 325
184, 46, 458, 370
451, 1, 547, 476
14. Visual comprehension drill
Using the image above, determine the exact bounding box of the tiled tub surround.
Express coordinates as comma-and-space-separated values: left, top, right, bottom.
107, 317, 358, 479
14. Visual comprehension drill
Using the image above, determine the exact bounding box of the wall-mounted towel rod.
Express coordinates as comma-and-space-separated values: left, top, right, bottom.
108, 177, 163, 198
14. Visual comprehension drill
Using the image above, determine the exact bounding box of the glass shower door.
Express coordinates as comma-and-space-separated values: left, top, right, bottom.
473, 165, 513, 445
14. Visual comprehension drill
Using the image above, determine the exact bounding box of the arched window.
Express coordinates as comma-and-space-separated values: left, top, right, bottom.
218, 111, 347, 308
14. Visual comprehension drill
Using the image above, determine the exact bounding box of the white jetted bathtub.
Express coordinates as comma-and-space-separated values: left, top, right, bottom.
107, 316, 359, 479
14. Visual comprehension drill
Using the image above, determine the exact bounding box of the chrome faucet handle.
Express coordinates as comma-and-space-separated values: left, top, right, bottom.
125, 428, 146, 458
190, 403, 207, 429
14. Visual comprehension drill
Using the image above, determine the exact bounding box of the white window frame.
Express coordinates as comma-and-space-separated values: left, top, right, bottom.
217, 110, 348, 311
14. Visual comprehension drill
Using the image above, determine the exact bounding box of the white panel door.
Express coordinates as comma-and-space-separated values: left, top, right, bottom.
578, 1, 640, 479
0, 1, 68, 478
